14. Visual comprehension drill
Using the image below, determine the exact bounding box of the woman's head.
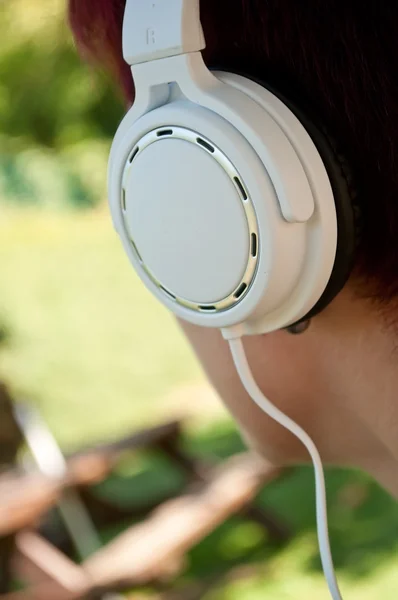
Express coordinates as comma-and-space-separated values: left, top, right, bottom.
69, 1, 398, 495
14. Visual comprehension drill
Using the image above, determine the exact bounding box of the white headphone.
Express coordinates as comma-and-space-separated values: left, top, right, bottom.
109, 2, 358, 598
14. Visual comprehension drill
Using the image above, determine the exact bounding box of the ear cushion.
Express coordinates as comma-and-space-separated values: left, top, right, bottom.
213, 69, 361, 323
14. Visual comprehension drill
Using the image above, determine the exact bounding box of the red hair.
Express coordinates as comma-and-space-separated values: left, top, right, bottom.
69, 0, 398, 307
69, 0, 133, 99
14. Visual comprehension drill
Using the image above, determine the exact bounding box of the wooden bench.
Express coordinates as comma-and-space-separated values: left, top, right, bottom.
0, 405, 290, 599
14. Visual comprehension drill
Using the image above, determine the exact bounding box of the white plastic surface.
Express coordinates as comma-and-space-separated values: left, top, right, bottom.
130, 56, 316, 224
123, 0, 205, 65
216, 72, 317, 223
109, 97, 306, 329
110, 0, 339, 333
214, 70, 337, 335
123, 137, 250, 303
109, 55, 337, 332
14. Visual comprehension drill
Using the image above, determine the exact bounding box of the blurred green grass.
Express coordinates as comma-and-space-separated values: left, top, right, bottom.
0, 0, 124, 211
0, 207, 203, 446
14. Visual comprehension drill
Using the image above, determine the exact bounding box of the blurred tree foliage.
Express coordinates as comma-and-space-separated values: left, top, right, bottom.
0, 0, 125, 209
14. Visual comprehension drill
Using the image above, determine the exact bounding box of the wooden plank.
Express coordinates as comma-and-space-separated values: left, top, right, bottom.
0, 420, 182, 536
0, 583, 85, 600
0, 475, 60, 536
84, 454, 280, 588
12, 531, 90, 594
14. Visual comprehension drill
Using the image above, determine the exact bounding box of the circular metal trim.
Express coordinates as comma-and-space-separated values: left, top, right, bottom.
121, 126, 259, 313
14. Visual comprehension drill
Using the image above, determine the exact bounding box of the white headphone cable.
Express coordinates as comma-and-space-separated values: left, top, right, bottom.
228, 336, 343, 600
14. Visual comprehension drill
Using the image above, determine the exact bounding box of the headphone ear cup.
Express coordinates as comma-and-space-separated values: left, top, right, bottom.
213, 69, 359, 323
